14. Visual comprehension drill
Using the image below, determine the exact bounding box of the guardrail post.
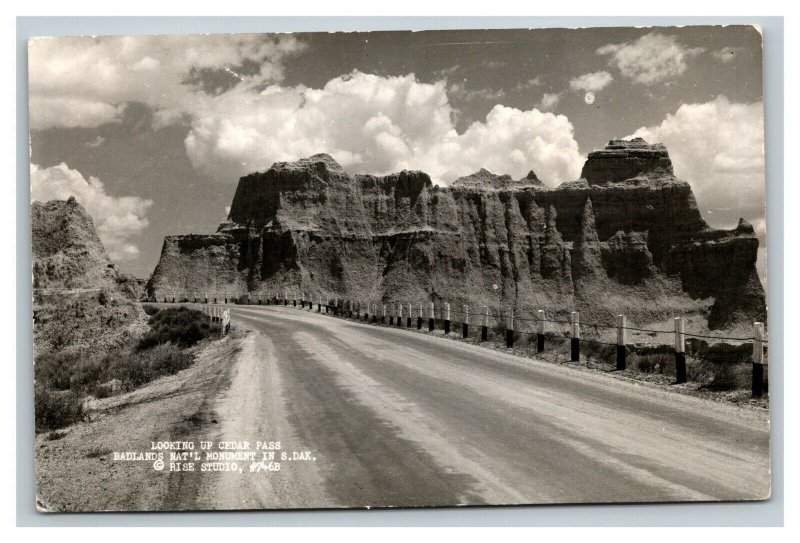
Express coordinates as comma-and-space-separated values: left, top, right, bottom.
382, 304, 387, 324
570, 311, 580, 361
536, 310, 545, 352
752, 322, 766, 397
389, 303, 395, 326
674, 317, 686, 383
318, 295, 321, 312
616, 315, 627, 371
397, 304, 403, 327
480, 306, 488, 342
506, 309, 514, 348
429, 302, 435, 331
417, 302, 423, 329
444, 303, 451, 334
462, 304, 469, 338
205, 292, 209, 304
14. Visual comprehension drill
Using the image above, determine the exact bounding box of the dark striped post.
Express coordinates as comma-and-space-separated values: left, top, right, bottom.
444, 303, 451, 335
407, 304, 412, 327
318, 295, 321, 312
752, 322, 765, 397
462, 304, 469, 338
481, 306, 488, 342
428, 302, 435, 332
536, 310, 545, 352
506, 309, 514, 348
616, 315, 627, 371
570, 311, 580, 362
674, 317, 687, 384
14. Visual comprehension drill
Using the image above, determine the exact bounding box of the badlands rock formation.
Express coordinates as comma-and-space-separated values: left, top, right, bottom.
33, 197, 145, 352
147, 139, 765, 329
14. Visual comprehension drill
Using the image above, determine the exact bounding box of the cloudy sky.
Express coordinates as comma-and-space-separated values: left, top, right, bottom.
28, 25, 766, 280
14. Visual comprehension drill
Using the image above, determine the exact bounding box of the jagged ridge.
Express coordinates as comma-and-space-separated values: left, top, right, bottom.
147, 139, 765, 330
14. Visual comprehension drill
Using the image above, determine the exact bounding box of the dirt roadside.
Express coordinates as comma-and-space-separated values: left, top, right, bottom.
35, 331, 245, 512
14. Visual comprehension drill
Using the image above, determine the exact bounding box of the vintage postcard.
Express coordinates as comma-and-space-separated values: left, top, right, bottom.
29, 25, 769, 511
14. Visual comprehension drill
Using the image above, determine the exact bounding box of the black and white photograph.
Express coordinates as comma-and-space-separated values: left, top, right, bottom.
28, 24, 771, 512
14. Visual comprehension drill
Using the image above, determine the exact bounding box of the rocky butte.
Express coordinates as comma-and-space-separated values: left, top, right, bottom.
33, 197, 145, 352
147, 138, 766, 330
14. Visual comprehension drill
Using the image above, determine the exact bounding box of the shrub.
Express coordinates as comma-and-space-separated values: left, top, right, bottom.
34, 350, 84, 390
107, 343, 194, 390
137, 307, 220, 350
35, 385, 84, 432
141, 304, 160, 316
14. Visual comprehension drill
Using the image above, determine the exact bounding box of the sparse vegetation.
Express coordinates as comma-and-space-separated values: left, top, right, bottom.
34, 305, 222, 432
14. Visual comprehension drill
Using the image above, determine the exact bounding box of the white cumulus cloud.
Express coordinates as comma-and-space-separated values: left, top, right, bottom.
28, 33, 306, 130
597, 32, 704, 85
30, 163, 153, 261
183, 71, 584, 186
629, 96, 765, 229
569, 71, 613, 92
537, 92, 562, 111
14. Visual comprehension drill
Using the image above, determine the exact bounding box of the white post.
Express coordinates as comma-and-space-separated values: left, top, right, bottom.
508, 309, 514, 331
463, 305, 469, 325
383, 304, 387, 318
617, 315, 627, 346
570, 311, 580, 339
445, 303, 450, 321
429, 302, 435, 319
674, 317, 685, 353
537, 310, 545, 335
753, 322, 765, 365
484, 306, 489, 327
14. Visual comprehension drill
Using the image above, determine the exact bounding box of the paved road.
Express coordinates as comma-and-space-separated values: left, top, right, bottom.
197, 304, 770, 509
